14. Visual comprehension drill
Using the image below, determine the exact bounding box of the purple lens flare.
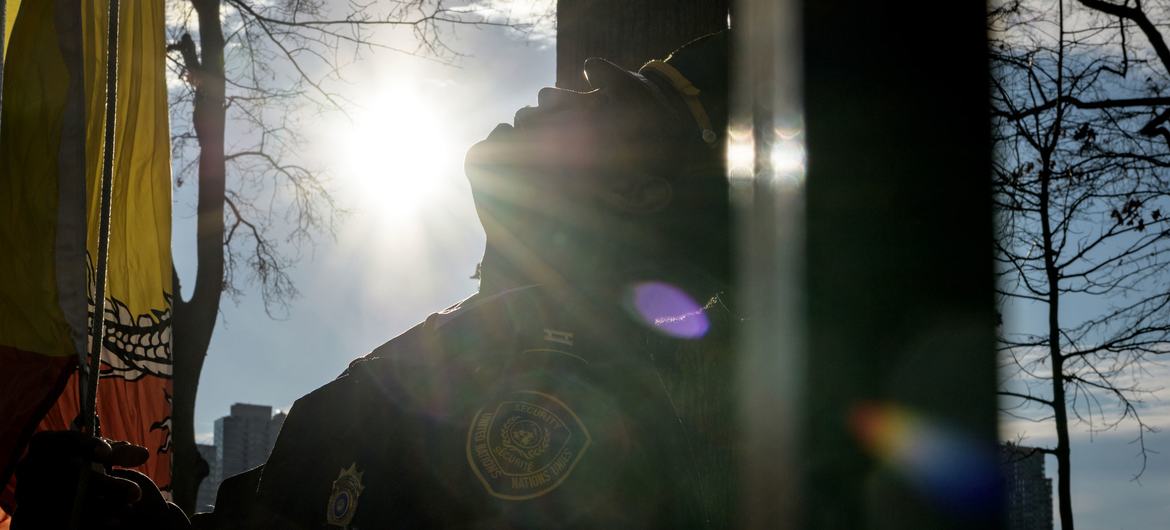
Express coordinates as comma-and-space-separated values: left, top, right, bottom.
629, 282, 710, 339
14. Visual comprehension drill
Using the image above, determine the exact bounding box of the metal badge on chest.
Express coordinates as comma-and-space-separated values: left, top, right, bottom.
327, 463, 365, 528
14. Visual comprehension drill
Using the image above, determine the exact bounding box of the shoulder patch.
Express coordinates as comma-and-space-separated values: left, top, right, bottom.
466, 390, 592, 500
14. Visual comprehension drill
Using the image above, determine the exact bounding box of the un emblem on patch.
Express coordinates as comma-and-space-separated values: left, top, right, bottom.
326, 463, 364, 528
466, 390, 592, 500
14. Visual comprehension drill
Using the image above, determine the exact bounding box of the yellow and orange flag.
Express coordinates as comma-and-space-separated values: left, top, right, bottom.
0, 0, 173, 517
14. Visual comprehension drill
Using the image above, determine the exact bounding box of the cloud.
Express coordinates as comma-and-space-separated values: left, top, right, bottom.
1065, 431, 1170, 530
459, 0, 556, 47
997, 357, 1170, 528
998, 344, 1170, 439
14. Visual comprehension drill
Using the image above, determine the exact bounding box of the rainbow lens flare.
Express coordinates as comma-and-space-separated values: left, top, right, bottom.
850, 402, 1001, 516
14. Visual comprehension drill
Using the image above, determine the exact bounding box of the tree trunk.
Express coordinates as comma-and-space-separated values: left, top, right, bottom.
1042, 5, 1074, 525
1039, 163, 1073, 530
555, 0, 727, 90
171, 0, 227, 514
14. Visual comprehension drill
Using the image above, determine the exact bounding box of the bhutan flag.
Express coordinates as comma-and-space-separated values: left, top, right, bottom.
0, 0, 173, 519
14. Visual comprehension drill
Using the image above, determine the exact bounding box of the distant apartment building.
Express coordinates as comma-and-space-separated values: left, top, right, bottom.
214, 403, 287, 482
1001, 443, 1054, 530
195, 443, 219, 512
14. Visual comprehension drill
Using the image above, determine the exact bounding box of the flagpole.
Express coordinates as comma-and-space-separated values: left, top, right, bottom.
1, 0, 6, 128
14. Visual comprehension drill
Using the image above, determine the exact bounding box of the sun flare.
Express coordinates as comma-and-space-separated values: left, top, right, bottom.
330, 88, 458, 226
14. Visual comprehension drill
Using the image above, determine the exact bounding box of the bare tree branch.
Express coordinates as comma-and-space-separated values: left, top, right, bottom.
992, 1, 1170, 527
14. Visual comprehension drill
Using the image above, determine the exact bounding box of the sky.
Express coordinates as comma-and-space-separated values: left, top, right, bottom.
988, 1, 1170, 524
166, 2, 1170, 527
1001, 302, 1170, 529
172, 9, 557, 438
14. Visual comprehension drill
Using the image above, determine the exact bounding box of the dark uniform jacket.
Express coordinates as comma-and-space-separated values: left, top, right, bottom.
193, 283, 734, 530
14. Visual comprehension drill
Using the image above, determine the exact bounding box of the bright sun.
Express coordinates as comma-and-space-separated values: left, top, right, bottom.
330, 88, 457, 226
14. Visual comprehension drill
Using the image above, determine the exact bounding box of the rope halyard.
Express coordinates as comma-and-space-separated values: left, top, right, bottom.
71, 2, 119, 526
80, 0, 121, 437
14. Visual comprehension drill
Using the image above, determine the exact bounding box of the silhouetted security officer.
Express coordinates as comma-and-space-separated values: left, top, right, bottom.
15, 32, 734, 530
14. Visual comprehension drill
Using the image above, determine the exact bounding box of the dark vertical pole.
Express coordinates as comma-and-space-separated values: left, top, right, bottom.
802, 1, 1000, 529
556, 2, 738, 527
1, 0, 6, 125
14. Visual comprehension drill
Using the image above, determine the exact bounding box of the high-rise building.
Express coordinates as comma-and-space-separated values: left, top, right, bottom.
195, 443, 219, 512
1001, 443, 1054, 530
214, 403, 287, 481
